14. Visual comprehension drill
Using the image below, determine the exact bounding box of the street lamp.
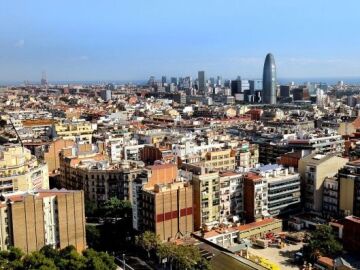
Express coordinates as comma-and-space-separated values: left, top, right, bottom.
122, 253, 125, 270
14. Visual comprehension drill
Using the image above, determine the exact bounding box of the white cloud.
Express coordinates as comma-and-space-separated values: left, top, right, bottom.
14, 39, 25, 48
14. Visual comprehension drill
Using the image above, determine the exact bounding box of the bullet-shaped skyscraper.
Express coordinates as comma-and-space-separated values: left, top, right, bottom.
262, 53, 277, 104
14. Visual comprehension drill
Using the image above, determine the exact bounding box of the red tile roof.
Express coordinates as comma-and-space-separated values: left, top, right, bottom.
345, 215, 360, 224
244, 172, 262, 181
237, 218, 278, 231
219, 171, 241, 177
317, 256, 334, 268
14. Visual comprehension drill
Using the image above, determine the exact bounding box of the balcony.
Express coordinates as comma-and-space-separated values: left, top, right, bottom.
268, 188, 300, 198
268, 199, 301, 210
269, 181, 300, 190
269, 195, 299, 204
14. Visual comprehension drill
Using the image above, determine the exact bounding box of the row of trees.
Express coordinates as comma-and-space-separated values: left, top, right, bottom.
0, 245, 117, 270
135, 231, 211, 270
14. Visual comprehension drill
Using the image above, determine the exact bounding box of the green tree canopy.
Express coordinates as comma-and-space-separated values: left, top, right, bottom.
86, 225, 102, 250
23, 251, 57, 270
85, 197, 132, 218
0, 245, 117, 270
100, 197, 132, 218
303, 224, 342, 262
135, 231, 161, 258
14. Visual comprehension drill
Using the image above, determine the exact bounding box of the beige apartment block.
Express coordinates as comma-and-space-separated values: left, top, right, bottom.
298, 153, 347, 213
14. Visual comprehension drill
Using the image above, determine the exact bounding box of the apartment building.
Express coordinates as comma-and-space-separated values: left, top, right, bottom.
0, 144, 49, 192
262, 166, 301, 217
298, 153, 348, 213
338, 161, 360, 217
244, 165, 301, 221
21, 119, 55, 140
132, 163, 178, 231
288, 134, 345, 156
98, 133, 142, 162
141, 145, 177, 165
219, 171, 243, 222
51, 120, 96, 143
35, 139, 75, 174
0, 189, 86, 253
243, 172, 269, 222
342, 216, 360, 253
234, 142, 259, 169
322, 177, 340, 218
203, 149, 236, 171
59, 144, 144, 205
141, 182, 193, 241
192, 168, 221, 230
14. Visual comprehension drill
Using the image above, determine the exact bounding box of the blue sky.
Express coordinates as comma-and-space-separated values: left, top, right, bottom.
1, 0, 360, 82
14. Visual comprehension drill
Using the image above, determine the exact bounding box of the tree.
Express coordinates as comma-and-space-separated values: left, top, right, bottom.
173, 245, 201, 270
0, 245, 117, 270
86, 225, 102, 250
198, 258, 212, 270
22, 251, 57, 270
156, 243, 177, 270
303, 224, 342, 262
0, 247, 24, 269
135, 231, 161, 258
85, 199, 98, 217
58, 246, 87, 270
40, 245, 60, 259
156, 243, 207, 270
100, 197, 132, 218
83, 249, 117, 270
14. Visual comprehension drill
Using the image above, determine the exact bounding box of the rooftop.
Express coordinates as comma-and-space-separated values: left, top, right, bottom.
345, 215, 360, 224
236, 218, 279, 232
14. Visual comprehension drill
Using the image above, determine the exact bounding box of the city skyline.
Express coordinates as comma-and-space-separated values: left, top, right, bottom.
1, 0, 360, 82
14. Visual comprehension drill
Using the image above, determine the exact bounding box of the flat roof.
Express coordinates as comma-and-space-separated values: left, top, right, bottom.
345, 215, 360, 224
219, 171, 242, 177
237, 218, 280, 232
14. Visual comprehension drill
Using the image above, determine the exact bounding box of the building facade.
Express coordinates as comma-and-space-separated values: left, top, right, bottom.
51, 120, 96, 143
338, 161, 360, 217
219, 171, 243, 222
0, 144, 49, 192
141, 182, 193, 242
262, 53, 277, 105
298, 153, 348, 213
0, 189, 86, 253
59, 146, 144, 205
192, 170, 220, 231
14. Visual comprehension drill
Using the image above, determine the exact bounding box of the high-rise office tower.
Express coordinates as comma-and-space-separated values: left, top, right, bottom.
161, 76, 167, 86
209, 77, 215, 86
41, 71, 47, 86
249, 79, 263, 103
100, 89, 112, 101
183, 76, 192, 89
198, 71, 205, 92
216, 76, 223, 87
280, 85, 291, 98
249, 80, 262, 94
262, 53, 277, 104
170, 77, 178, 85
148, 76, 155, 86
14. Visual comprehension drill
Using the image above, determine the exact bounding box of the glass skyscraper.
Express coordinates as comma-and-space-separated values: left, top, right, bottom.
262, 53, 277, 104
